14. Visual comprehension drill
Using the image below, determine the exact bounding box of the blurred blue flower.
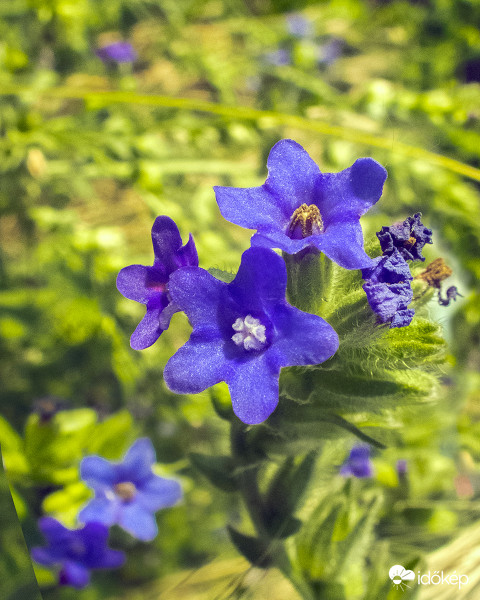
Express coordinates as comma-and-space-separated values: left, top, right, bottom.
317, 38, 344, 66
96, 41, 137, 64
340, 445, 373, 478
163, 247, 339, 425
264, 48, 291, 66
117, 216, 198, 350
377, 213, 433, 262
286, 13, 314, 38
79, 438, 182, 541
362, 249, 414, 328
214, 139, 387, 269
396, 459, 408, 476
31, 518, 125, 589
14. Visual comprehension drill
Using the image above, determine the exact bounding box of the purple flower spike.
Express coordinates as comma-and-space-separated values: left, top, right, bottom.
79, 438, 182, 542
96, 41, 137, 63
340, 445, 373, 478
117, 216, 198, 350
214, 140, 387, 269
377, 213, 433, 261
31, 518, 125, 589
163, 247, 339, 425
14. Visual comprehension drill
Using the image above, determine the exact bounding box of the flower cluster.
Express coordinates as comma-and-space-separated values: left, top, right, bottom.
32, 438, 181, 588
362, 213, 432, 328
117, 140, 393, 425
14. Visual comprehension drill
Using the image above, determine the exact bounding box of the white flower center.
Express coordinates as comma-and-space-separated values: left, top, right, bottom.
231, 315, 267, 351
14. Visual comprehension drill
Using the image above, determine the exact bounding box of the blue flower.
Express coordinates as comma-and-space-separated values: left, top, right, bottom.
163, 247, 339, 425
340, 445, 373, 478
96, 42, 137, 63
264, 48, 291, 66
214, 139, 387, 269
286, 13, 314, 38
377, 213, 433, 262
79, 438, 182, 542
117, 216, 198, 350
31, 518, 125, 589
362, 249, 414, 328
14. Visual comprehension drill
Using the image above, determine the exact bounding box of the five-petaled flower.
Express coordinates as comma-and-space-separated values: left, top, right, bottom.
362, 249, 414, 328
79, 438, 182, 542
163, 246, 339, 425
340, 445, 373, 478
117, 216, 198, 350
31, 518, 125, 589
214, 139, 387, 269
96, 41, 137, 63
377, 213, 433, 262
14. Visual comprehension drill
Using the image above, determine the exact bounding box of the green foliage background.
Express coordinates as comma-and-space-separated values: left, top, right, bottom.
0, 0, 480, 598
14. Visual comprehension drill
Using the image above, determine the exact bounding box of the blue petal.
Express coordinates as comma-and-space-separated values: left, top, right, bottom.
264, 139, 321, 210
116, 264, 168, 304
37, 517, 72, 550
119, 502, 158, 541
214, 184, 286, 231
314, 221, 374, 269
80, 456, 117, 491
319, 158, 387, 225
137, 475, 182, 511
151, 216, 188, 271
78, 497, 118, 527
168, 267, 228, 328
251, 230, 312, 254
120, 438, 156, 482
59, 561, 90, 589
164, 335, 228, 394
227, 353, 280, 424
130, 306, 167, 350
175, 233, 199, 268
231, 247, 287, 310
267, 304, 339, 368
31, 546, 58, 566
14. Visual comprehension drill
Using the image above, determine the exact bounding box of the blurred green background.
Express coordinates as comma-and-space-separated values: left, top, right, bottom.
1, 0, 480, 598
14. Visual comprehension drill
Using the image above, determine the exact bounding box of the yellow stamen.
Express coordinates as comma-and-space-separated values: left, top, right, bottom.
287, 203, 323, 238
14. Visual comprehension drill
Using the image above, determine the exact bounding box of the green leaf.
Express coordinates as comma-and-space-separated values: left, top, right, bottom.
207, 267, 236, 283
227, 526, 271, 568
87, 410, 135, 459
190, 453, 238, 492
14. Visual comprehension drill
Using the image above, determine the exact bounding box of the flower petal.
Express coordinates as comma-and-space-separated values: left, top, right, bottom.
130, 306, 167, 350
267, 304, 339, 368
116, 264, 168, 304
120, 438, 156, 482
59, 561, 91, 589
119, 502, 158, 541
80, 456, 117, 491
316, 221, 374, 269
137, 475, 182, 512
319, 158, 387, 225
164, 335, 228, 394
151, 216, 185, 271
231, 247, 287, 310
168, 267, 228, 328
227, 353, 280, 425
78, 497, 118, 527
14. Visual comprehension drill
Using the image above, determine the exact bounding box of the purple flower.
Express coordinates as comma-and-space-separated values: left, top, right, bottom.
214, 140, 387, 269
117, 216, 198, 350
286, 13, 314, 38
264, 48, 291, 66
377, 213, 433, 262
163, 247, 339, 425
362, 249, 414, 328
340, 445, 373, 478
79, 438, 182, 542
396, 459, 408, 476
95, 42, 137, 64
317, 38, 343, 66
31, 518, 125, 589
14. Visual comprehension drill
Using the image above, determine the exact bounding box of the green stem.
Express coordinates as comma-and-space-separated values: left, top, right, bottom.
230, 421, 316, 600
